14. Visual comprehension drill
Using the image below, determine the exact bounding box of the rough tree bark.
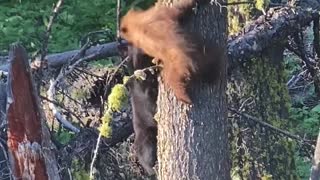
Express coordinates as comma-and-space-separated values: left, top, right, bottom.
228, 4, 298, 177
6, 44, 60, 180
156, 0, 230, 179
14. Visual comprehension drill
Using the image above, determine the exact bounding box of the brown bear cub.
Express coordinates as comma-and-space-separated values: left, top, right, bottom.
120, 0, 223, 104
120, 0, 204, 104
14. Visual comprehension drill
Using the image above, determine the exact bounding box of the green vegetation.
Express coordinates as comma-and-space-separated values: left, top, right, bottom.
0, 1, 114, 53
0, 0, 156, 53
100, 82, 129, 137
72, 159, 90, 180
54, 128, 75, 145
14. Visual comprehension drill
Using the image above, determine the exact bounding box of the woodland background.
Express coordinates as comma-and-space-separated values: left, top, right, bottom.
0, 0, 320, 179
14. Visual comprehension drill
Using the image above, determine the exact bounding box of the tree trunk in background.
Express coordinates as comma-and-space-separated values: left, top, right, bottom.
156, 0, 230, 179
228, 45, 298, 179
255, 47, 297, 179
310, 130, 320, 179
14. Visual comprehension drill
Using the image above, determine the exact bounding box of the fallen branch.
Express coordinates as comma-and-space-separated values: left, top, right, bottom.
46, 41, 120, 68
0, 41, 119, 71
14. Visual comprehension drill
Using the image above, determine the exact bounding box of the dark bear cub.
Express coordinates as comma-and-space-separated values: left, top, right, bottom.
125, 46, 158, 175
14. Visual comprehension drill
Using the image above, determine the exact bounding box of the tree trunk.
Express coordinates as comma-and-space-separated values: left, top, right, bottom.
156, 1, 231, 179
253, 47, 297, 179
228, 45, 298, 179
310, 130, 320, 180
6, 44, 60, 180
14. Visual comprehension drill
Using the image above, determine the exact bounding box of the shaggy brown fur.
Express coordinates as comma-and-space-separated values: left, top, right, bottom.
120, 0, 224, 104
120, 0, 200, 104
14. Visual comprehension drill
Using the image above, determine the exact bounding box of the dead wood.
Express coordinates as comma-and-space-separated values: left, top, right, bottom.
6, 43, 60, 180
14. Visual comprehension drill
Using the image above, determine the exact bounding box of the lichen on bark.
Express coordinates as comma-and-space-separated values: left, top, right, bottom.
228, 46, 298, 179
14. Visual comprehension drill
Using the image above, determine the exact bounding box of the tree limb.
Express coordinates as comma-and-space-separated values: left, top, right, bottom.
40, 0, 64, 62
0, 41, 119, 71
228, 7, 319, 70
229, 108, 314, 145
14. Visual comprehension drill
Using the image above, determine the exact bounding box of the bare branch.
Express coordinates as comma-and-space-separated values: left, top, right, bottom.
35, 0, 65, 91
40, 0, 64, 62
287, 34, 320, 96
90, 133, 102, 179
229, 108, 315, 145
287, 69, 308, 88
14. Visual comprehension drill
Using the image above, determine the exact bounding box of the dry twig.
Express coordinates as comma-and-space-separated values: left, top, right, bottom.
229, 108, 315, 146
40, 0, 64, 62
